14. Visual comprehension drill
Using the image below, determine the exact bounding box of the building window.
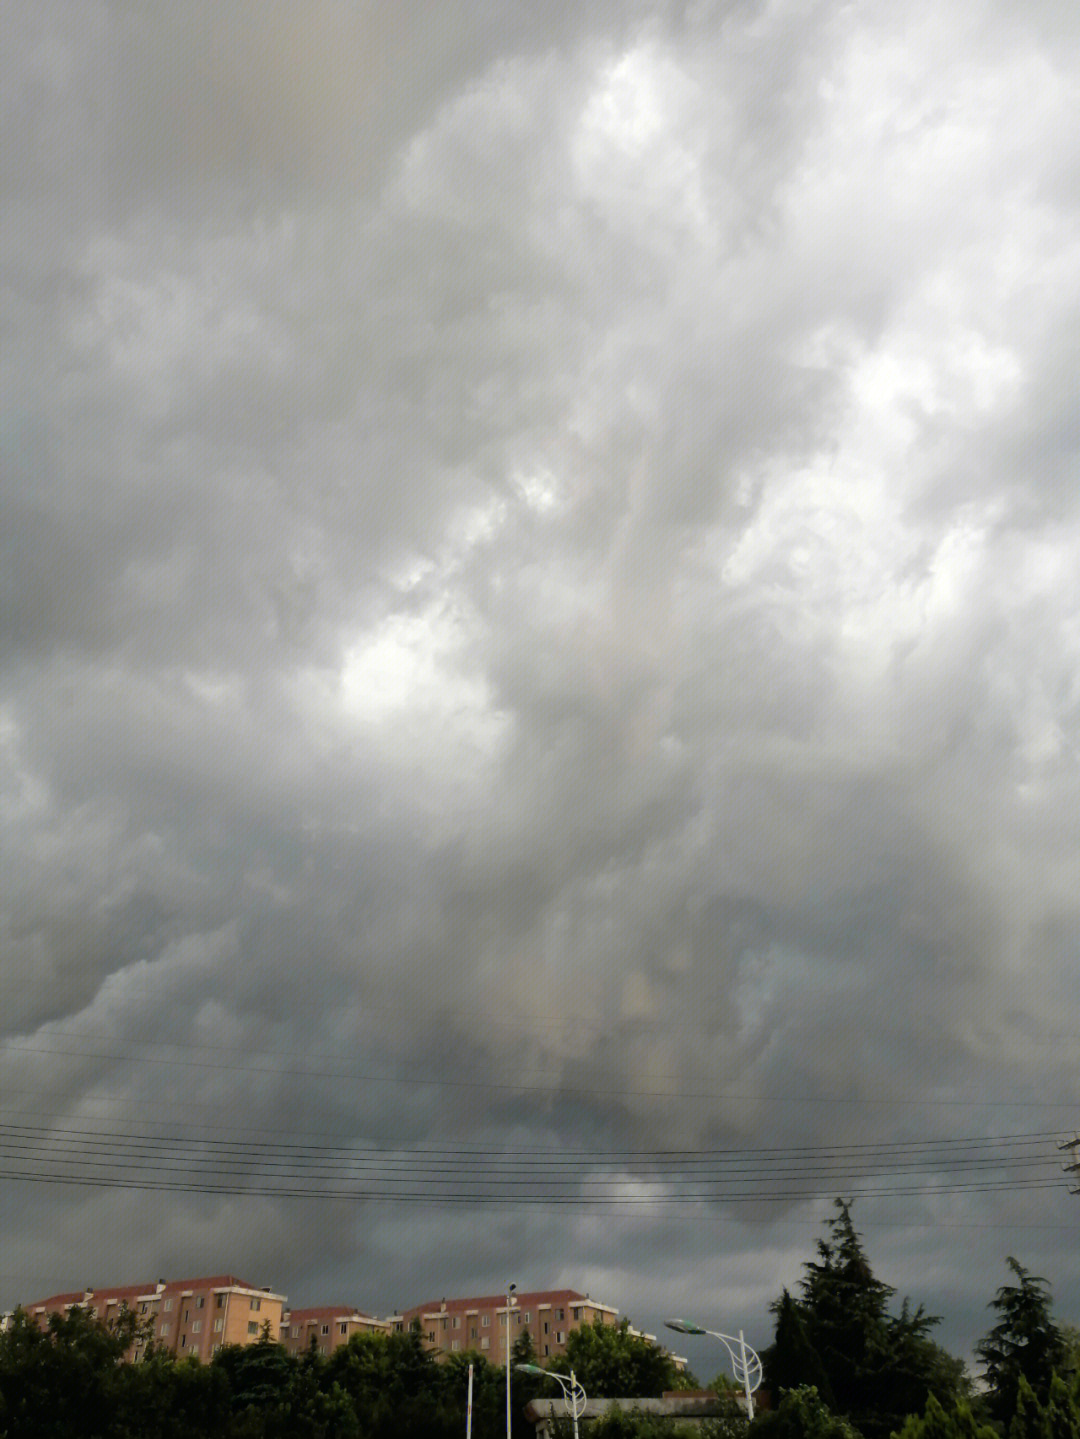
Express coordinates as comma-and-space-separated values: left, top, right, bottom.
481, 1338, 490, 1351
140, 1302, 148, 1315
192, 1321, 202, 1334
452, 1316, 460, 1329
452, 1340, 461, 1352
183, 1310, 190, 1323
250, 1299, 262, 1312
482, 1315, 490, 1327
160, 1325, 170, 1338
214, 1319, 224, 1333
248, 1322, 259, 1336
556, 1331, 565, 1344
523, 1311, 531, 1324
470, 1327, 478, 1340
163, 1299, 173, 1312
556, 1308, 564, 1320
340, 1322, 348, 1335
216, 1295, 226, 1309
196, 1297, 205, 1309
544, 1323, 549, 1335
322, 1325, 330, 1336
291, 1326, 299, 1338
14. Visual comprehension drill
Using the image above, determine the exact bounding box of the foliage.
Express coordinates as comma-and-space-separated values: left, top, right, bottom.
554, 1403, 698, 1439
976, 1258, 1069, 1428
762, 1201, 964, 1439
1058, 1323, 1080, 1378
512, 1326, 538, 1365
768, 1289, 836, 1410
998, 1369, 1080, 1439
891, 1392, 997, 1439
749, 1385, 863, 1438
0, 1303, 138, 1439
701, 1396, 752, 1439
554, 1318, 689, 1398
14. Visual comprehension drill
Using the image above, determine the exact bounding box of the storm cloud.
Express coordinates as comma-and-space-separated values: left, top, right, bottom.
3, 0, 1080, 1361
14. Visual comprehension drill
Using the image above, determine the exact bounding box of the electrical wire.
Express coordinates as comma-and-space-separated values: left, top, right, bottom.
0, 1119, 1071, 1205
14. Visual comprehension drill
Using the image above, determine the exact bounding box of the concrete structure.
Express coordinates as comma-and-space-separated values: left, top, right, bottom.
524, 1391, 752, 1438
19, 1275, 286, 1362
400, 1289, 618, 1362
279, 1304, 390, 1356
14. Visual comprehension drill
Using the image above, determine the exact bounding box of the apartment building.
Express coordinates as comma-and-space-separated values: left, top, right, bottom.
400, 1289, 618, 1362
21, 1274, 285, 1363
20, 1283, 147, 1346
279, 1305, 390, 1357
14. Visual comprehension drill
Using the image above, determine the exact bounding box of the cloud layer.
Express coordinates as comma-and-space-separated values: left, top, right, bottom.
3, 0, 1080, 1359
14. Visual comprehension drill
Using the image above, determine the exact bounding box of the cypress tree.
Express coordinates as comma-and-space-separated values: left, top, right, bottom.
977, 1258, 1067, 1428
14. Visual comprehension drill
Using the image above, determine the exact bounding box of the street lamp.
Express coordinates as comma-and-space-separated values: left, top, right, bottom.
664, 1318, 763, 1421
517, 1364, 587, 1439
506, 1284, 517, 1439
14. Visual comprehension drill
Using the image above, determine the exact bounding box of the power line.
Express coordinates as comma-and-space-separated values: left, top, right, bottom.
0, 1119, 1066, 1159
0, 1169, 1067, 1204
0, 1120, 1070, 1207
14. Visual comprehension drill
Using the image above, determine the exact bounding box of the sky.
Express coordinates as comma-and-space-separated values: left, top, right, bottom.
2, 0, 1080, 1374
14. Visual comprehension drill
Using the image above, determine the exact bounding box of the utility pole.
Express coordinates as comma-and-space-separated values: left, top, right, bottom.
1059, 1135, 1079, 1193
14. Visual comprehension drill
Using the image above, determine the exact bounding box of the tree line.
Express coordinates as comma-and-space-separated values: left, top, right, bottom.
755, 1199, 1079, 1439
1, 1201, 1077, 1438
0, 1304, 688, 1439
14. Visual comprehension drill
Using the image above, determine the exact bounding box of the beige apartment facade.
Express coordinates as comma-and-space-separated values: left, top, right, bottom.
280, 1305, 390, 1356
9, 1278, 623, 1369
401, 1289, 618, 1362
21, 1274, 285, 1363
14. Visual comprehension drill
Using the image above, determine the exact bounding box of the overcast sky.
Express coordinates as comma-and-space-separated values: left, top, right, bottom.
3, 0, 1080, 1371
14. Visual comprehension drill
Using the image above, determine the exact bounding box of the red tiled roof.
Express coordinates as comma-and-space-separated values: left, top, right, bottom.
25, 1284, 147, 1313
25, 1276, 270, 1310
160, 1275, 257, 1293
26, 1290, 86, 1311
403, 1289, 594, 1318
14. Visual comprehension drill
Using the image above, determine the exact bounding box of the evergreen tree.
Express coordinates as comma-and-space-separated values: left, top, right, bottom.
765, 1288, 835, 1408
891, 1392, 996, 1439
976, 1258, 1068, 1428
761, 1200, 962, 1439
1007, 1374, 1039, 1439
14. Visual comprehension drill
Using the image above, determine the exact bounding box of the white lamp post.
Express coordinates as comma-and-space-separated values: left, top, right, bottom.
664, 1318, 763, 1421
506, 1284, 517, 1439
517, 1363, 587, 1439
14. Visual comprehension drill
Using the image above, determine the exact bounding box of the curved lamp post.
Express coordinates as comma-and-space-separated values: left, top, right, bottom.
516, 1364, 587, 1439
664, 1318, 762, 1421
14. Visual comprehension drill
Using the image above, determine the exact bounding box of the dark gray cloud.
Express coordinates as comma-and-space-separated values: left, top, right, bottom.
3, 0, 1080, 1368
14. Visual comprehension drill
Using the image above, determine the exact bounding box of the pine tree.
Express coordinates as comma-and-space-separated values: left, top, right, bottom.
1041, 1371, 1080, 1439
765, 1289, 835, 1408
892, 1393, 996, 1439
761, 1200, 962, 1439
977, 1258, 1068, 1428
